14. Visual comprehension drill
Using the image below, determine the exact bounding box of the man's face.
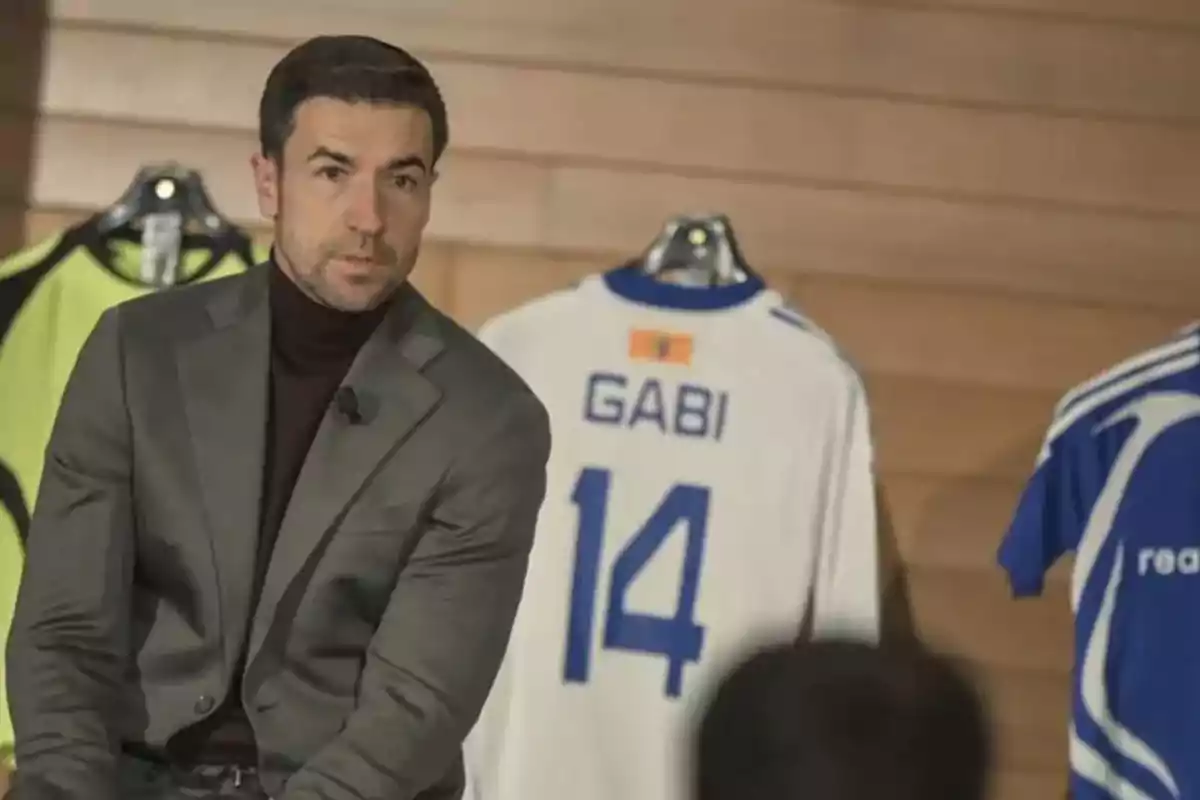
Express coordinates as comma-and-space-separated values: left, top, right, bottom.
251, 97, 437, 312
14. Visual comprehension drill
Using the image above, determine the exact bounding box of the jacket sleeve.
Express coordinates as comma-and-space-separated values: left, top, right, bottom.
280, 391, 551, 800
6, 307, 135, 800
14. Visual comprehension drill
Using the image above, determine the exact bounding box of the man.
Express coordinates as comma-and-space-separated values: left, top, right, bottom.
693, 637, 992, 800
5, 35, 551, 800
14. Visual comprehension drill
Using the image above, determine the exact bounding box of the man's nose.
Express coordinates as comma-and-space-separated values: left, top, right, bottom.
345, 181, 385, 236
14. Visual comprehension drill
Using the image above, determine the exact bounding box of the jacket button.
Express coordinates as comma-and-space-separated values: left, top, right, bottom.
194, 694, 215, 714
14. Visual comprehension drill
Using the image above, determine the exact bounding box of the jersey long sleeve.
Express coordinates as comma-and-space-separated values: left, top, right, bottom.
809, 375, 879, 640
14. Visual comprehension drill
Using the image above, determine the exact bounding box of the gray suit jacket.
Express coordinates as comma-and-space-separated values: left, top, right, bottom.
5, 263, 551, 800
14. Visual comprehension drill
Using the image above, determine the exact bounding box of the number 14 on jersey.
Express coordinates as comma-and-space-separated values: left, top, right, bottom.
562, 466, 711, 698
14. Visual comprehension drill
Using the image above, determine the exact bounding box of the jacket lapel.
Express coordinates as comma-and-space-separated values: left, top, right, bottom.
177, 265, 271, 671
246, 285, 446, 664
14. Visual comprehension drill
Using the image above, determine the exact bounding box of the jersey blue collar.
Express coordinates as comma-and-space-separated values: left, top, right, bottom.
601, 263, 765, 311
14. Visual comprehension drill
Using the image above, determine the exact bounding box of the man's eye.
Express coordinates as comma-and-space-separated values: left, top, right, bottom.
393, 175, 418, 190
316, 166, 344, 180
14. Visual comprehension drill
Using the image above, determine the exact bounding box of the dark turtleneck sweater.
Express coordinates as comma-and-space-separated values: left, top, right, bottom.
168, 261, 389, 765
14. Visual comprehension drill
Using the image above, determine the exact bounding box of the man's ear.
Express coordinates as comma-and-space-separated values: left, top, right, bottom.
249, 152, 280, 219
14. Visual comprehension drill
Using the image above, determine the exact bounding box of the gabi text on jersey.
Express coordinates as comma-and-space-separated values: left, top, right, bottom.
583, 371, 729, 442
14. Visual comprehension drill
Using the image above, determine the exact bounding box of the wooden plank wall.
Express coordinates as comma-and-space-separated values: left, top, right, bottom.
5, 0, 1200, 797
0, 0, 49, 254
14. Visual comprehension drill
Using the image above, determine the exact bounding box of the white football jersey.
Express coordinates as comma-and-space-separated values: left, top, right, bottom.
464, 264, 880, 800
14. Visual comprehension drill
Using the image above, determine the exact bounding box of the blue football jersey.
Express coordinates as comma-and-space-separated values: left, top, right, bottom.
998, 325, 1200, 800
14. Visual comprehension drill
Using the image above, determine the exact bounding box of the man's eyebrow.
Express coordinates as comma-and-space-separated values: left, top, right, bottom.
305, 148, 427, 173
387, 156, 428, 173
307, 146, 353, 165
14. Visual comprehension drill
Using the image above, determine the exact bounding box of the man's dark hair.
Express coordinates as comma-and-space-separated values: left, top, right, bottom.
258, 35, 449, 164
694, 637, 992, 800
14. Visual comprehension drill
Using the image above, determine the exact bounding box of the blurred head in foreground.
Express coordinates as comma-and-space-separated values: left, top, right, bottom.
693, 637, 991, 800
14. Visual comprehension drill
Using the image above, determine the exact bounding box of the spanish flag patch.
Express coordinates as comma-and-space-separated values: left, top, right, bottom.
628, 329, 694, 366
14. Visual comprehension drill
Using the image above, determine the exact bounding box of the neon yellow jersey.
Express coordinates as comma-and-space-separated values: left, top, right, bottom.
0, 219, 268, 750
